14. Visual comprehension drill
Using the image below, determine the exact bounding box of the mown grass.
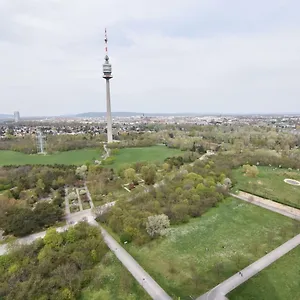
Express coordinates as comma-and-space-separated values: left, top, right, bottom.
229, 245, 300, 300
81, 251, 151, 300
122, 198, 299, 299
232, 166, 300, 208
109, 146, 183, 170
0, 149, 102, 166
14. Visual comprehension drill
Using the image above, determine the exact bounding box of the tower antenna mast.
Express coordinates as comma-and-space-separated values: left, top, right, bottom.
103, 28, 113, 143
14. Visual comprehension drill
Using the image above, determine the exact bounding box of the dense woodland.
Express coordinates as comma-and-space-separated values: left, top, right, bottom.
98, 158, 229, 245
0, 165, 78, 236
0, 223, 108, 300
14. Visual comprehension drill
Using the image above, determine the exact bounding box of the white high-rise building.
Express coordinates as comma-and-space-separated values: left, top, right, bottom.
14, 111, 20, 123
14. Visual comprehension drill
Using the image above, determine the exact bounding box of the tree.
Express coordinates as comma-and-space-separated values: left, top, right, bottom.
75, 165, 87, 179
124, 168, 136, 182
141, 166, 156, 185
34, 202, 63, 227
3, 207, 36, 236
44, 228, 63, 248
36, 178, 46, 197
146, 214, 170, 238
223, 177, 232, 188
243, 165, 259, 178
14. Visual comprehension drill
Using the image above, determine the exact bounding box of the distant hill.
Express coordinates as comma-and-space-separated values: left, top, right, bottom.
0, 114, 13, 119
72, 112, 204, 118
74, 112, 143, 117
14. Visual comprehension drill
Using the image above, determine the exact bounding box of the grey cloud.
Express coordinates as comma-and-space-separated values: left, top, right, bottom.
0, 0, 300, 115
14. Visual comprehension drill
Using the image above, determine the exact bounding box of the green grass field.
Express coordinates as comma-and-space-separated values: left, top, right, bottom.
109, 146, 183, 169
0, 149, 102, 166
232, 166, 300, 208
122, 198, 299, 299
81, 252, 151, 300
229, 246, 300, 300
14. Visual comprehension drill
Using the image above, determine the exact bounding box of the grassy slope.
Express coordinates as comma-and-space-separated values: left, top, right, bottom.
81, 252, 151, 300
229, 246, 300, 300
123, 198, 299, 299
0, 149, 101, 166
110, 146, 183, 169
232, 166, 300, 208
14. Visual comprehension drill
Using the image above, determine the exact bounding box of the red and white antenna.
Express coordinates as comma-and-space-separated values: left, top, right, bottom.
104, 28, 108, 55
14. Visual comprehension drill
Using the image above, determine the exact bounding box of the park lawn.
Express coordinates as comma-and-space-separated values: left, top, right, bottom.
109, 146, 183, 170
229, 246, 300, 300
122, 197, 299, 299
81, 251, 151, 300
0, 149, 102, 166
232, 166, 300, 209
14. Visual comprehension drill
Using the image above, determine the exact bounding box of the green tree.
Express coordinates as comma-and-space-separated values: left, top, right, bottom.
36, 178, 46, 197
44, 228, 63, 248
124, 168, 136, 182
141, 166, 156, 185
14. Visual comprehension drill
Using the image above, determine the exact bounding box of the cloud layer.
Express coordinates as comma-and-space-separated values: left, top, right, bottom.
1, 0, 300, 116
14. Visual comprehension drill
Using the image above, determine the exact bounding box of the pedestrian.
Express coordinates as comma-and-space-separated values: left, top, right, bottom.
238, 271, 243, 277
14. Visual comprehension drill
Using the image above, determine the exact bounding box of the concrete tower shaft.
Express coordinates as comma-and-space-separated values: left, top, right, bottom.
103, 28, 113, 143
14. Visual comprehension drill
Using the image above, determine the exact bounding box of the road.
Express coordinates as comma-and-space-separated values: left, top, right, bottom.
230, 192, 300, 221
99, 226, 172, 300
197, 233, 300, 300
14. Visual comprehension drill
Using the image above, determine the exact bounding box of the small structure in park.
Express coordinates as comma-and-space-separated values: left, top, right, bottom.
284, 178, 300, 186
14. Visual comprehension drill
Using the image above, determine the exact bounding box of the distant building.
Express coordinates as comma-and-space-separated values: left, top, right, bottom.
14, 111, 20, 123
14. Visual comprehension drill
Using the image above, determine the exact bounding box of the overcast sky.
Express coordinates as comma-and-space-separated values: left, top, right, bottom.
0, 0, 300, 116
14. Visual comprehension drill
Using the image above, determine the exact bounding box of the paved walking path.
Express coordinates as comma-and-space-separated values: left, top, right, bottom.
99, 226, 172, 300
231, 192, 300, 221
84, 182, 95, 209
64, 187, 70, 214
76, 188, 83, 211
101, 143, 110, 160
197, 233, 300, 300
0, 225, 69, 255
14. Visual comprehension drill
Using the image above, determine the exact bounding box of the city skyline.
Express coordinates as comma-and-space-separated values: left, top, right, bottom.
1, 0, 300, 116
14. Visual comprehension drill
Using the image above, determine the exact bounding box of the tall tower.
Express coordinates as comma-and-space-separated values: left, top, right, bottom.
14, 111, 20, 123
103, 28, 113, 143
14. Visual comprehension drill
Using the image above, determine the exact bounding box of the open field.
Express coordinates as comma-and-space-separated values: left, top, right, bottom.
81, 251, 151, 300
232, 166, 300, 209
109, 146, 183, 169
229, 245, 300, 300
0, 149, 101, 166
122, 198, 299, 299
